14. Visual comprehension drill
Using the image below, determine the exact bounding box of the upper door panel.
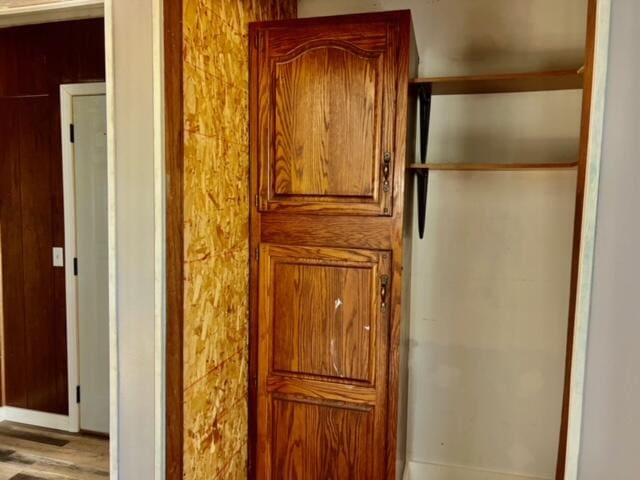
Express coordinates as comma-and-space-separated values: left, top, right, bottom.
254, 18, 399, 215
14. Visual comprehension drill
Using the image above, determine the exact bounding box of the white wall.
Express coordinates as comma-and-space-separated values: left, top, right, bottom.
408, 171, 575, 479
298, 0, 586, 77
298, 2, 587, 478
108, 0, 164, 478
578, 0, 640, 478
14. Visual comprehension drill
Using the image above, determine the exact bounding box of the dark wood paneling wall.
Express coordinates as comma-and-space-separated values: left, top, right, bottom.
0, 19, 105, 415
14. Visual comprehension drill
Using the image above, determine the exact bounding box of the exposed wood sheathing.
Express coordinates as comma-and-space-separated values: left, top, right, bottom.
182, 1, 296, 478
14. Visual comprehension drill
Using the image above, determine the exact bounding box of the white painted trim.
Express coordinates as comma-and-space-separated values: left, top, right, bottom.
152, 0, 166, 478
0, 0, 102, 14
565, 1, 612, 478
0, 406, 73, 432
3, 3, 167, 479
0, 0, 103, 28
60, 82, 107, 436
103, 1, 118, 478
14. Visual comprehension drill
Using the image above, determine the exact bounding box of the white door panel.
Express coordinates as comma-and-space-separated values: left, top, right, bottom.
73, 93, 109, 434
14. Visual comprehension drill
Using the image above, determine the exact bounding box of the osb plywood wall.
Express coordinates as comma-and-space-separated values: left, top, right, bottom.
182, 1, 296, 478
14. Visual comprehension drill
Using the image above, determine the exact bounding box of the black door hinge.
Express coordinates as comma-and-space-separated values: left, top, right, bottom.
73, 257, 78, 276
76, 385, 81, 404
69, 124, 75, 143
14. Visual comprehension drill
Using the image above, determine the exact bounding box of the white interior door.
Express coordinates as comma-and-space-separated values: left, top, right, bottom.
73, 91, 109, 434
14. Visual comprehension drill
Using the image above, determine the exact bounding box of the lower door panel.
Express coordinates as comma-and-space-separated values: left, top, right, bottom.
257, 244, 391, 479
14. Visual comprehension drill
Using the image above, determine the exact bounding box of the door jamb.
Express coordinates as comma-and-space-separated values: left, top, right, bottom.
60, 82, 107, 434
0, 5, 119, 478
561, 0, 612, 477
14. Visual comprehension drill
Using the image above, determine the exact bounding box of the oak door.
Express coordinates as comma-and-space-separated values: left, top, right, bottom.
257, 244, 391, 479
254, 18, 399, 215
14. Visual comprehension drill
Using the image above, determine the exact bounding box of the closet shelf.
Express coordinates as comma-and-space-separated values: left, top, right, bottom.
411, 68, 584, 240
409, 161, 579, 171
410, 69, 584, 95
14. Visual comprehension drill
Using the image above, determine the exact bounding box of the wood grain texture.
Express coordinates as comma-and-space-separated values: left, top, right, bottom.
17, 98, 57, 413
256, 244, 389, 479
383, 12, 413, 480
250, 11, 413, 479
0, 20, 105, 416
0, 99, 28, 409
396, 26, 419, 479
274, 46, 381, 197
0, 421, 108, 480
272, 257, 375, 383
261, 214, 393, 250
410, 69, 584, 95
255, 13, 400, 216
164, 0, 183, 478
1, 96, 64, 414
272, 398, 374, 479
266, 377, 377, 405
556, 0, 598, 478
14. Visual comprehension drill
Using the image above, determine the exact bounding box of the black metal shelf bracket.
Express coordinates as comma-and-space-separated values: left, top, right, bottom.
417, 84, 432, 239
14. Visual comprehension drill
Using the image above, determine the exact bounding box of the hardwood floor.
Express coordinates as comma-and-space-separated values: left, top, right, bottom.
0, 422, 108, 480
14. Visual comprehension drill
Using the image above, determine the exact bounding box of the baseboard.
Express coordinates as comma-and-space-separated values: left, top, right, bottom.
404, 460, 552, 480
0, 406, 76, 432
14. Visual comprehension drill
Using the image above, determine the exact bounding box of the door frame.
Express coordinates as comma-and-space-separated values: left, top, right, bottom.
0, 0, 119, 480
1, 2, 168, 479
561, 0, 612, 477
60, 82, 107, 434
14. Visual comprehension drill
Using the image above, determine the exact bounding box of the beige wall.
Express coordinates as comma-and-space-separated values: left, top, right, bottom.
298, 1, 586, 479
109, 0, 163, 478
181, 1, 296, 478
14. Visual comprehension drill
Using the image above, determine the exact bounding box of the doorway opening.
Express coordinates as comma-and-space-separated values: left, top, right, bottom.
0, 15, 109, 480
61, 82, 109, 436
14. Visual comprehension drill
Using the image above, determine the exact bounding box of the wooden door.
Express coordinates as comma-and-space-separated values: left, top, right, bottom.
73, 92, 109, 434
257, 245, 390, 478
250, 10, 415, 480
254, 14, 400, 216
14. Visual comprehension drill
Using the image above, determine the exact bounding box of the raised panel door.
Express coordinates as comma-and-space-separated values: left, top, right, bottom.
254, 18, 399, 215
249, 11, 415, 480
257, 244, 391, 478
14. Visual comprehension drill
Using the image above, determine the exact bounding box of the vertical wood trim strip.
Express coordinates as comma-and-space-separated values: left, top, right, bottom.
556, 0, 602, 478
248, 22, 261, 480
562, 0, 612, 478
386, 12, 412, 480
164, 0, 184, 477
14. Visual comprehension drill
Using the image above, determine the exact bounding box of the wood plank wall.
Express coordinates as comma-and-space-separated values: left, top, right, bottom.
179, 1, 295, 478
0, 19, 105, 415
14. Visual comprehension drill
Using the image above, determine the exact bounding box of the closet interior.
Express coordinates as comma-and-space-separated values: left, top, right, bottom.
398, 1, 595, 478
249, 1, 599, 478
